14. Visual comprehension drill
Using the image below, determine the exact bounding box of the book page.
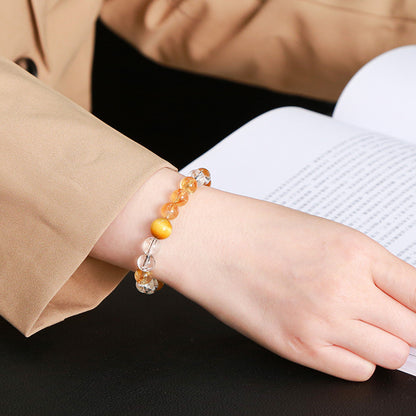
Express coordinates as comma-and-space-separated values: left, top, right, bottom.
334, 45, 416, 145
181, 107, 416, 375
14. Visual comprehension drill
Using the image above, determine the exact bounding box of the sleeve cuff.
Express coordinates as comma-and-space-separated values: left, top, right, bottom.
0, 57, 175, 336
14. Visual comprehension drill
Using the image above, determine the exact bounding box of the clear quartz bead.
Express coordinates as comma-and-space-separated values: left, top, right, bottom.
142, 237, 160, 255
137, 254, 155, 272
136, 277, 159, 295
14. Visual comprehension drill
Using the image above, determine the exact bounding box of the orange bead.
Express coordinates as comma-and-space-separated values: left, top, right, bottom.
161, 202, 179, 220
156, 281, 165, 291
151, 218, 172, 239
170, 189, 189, 206
135, 269, 152, 283
199, 168, 211, 186
180, 176, 198, 194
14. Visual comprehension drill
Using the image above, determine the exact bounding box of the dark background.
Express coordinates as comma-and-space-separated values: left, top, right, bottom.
92, 22, 334, 169
1, 20, 416, 416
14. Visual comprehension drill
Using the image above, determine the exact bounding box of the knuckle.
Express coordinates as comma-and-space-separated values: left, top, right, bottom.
283, 326, 320, 360
286, 335, 312, 357
336, 233, 369, 266
323, 232, 371, 280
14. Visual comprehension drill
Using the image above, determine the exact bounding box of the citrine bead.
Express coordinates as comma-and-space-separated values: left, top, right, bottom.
169, 189, 189, 206
151, 218, 172, 239
161, 202, 179, 220
180, 176, 198, 194
134, 269, 151, 282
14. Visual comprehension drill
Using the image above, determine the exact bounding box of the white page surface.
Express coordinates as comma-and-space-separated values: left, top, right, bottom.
182, 107, 416, 375
334, 45, 416, 145
182, 107, 364, 200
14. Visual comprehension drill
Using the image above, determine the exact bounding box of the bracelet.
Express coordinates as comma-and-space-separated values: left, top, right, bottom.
135, 168, 211, 294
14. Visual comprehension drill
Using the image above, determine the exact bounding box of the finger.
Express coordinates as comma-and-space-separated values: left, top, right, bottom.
373, 254, 416, 312
312, 345, 376, 381
361, 288, 416, 347
331, 319, 409, 370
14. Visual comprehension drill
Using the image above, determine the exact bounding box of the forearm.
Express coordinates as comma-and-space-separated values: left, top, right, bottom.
0, 57, 173, 336
101, 0, 416, 101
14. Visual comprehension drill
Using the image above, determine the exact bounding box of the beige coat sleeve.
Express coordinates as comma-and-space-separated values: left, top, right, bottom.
100, 0, 416, 101
0, 57, 174, 337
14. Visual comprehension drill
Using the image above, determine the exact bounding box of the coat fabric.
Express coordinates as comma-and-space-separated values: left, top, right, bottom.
1, 0, 415, 336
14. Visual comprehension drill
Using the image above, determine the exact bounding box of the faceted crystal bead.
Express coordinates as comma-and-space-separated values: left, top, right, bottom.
169, 189, 189, 206
161, 202, 179, 220
190, 169, 204, 186
151, 218, 172, 239
199, 168, 211, 186
142, 236, 160, 255
135, 272, 159, 295
190, 168, 211, 187
137, 254, 155, 272
180, 176, 198, 194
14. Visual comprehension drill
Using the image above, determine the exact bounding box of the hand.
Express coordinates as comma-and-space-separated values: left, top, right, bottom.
92, 168, 416, 381
158, 176, 416, 381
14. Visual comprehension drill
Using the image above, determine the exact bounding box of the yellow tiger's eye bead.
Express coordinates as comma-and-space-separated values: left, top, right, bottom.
151, 218, 172, 239
180, 177, 198, 194
161, 202, 179, 220
170, 189, 189, 206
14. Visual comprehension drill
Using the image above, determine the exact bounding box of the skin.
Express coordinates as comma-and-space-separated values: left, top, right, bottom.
90, 167, 416, 381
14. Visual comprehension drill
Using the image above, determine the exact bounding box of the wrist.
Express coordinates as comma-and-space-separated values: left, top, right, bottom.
90, 167, 185, 271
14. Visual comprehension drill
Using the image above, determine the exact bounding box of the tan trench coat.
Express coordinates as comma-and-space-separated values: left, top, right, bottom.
1, 0, 415, 336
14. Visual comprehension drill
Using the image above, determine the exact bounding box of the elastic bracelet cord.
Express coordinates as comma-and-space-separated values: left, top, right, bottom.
134, 168, 211, 294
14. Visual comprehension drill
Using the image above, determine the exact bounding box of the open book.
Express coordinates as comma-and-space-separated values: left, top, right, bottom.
181, 46, 416, 376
